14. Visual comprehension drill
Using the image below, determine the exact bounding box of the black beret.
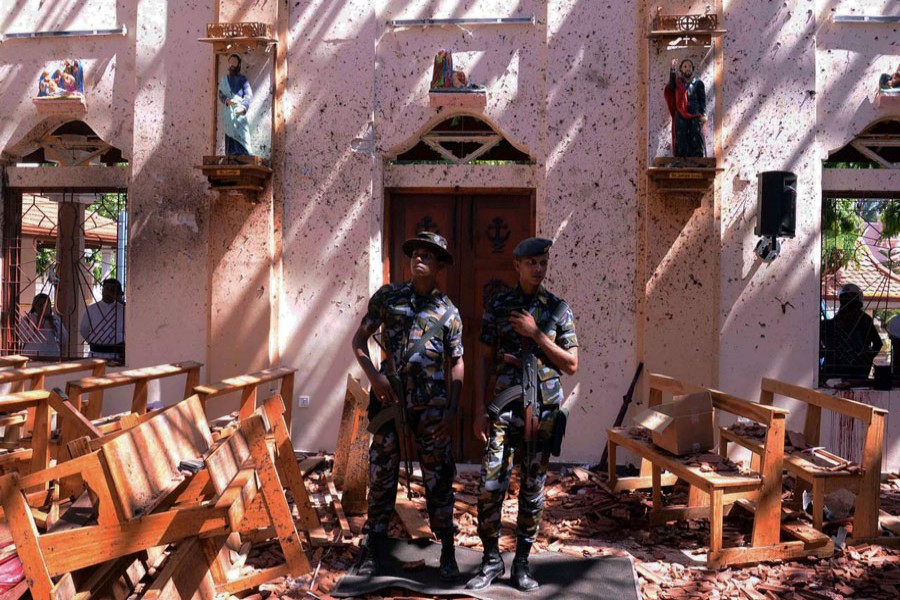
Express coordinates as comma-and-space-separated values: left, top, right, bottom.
513, 237, 553, 258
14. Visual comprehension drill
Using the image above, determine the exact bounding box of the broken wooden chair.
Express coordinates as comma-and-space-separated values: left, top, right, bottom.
193, 366, 296, 434
607, 373, 833, 568
0, 393, 310, 599
720, 378, 887, 539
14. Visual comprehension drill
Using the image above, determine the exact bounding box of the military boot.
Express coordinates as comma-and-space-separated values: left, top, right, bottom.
465, 536, 505, 590
437, 529, 460, 581
510, 537, 539, 591
355, 532, 385, 576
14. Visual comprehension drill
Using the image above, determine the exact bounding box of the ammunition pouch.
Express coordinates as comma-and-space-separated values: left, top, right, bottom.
550, 407, 568, 457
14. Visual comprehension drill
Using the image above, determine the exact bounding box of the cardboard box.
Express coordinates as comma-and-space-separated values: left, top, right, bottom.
633, 391, 714, 455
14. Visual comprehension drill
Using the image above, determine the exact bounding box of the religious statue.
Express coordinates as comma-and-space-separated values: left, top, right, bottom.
879, 64, 900, 94
664, 58, 707, 158
430, 49, 482, 91
218, 53, 254, 156
37, 59, 84, 98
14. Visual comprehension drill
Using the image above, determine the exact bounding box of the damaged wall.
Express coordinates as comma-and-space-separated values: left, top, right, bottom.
0, 0, 898, 469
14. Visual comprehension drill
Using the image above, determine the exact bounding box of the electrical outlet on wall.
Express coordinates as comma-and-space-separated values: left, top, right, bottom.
298, 395, 310, 408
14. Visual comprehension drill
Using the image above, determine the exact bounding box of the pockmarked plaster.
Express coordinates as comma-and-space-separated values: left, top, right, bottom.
0, 1, 897, 469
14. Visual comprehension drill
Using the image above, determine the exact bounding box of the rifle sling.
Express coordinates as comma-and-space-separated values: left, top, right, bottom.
368, 306, 457, 433
402, 307, 457, 365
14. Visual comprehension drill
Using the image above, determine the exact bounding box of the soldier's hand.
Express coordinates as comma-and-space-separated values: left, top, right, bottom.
370, 373, 399, 405
671, 58, 678, 69
474, 412, 490, 443
509, 310, 539, 340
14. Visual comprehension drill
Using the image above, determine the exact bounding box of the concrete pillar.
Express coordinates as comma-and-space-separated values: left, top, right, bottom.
55, 201, 86, 358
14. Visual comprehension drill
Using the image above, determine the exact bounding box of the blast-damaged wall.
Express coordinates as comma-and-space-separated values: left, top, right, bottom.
1, 1, 899, 468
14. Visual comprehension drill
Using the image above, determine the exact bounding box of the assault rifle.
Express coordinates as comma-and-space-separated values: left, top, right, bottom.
366, 338, 416, 499
598, 361, 643, 471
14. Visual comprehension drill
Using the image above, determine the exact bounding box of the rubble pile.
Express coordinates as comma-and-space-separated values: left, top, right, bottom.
256, 458, 900, 600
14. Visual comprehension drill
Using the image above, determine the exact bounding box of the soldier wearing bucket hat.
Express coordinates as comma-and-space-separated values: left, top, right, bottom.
350, 230, 464, 581
467, 236, 579, 592
401, 231, 454, 265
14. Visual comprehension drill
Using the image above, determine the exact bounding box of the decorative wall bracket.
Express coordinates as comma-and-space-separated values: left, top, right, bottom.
877, 90, 900, 108
32, 96, 86, 114
195, 155, 272, 200
198, 22, 276, 53
647, 157, 721, 194
648, 7, 726, 50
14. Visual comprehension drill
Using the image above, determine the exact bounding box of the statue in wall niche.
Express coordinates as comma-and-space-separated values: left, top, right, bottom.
37, 59, 84, 98
218, 53, 254, 156
879, 64, 900, 94
664, 58, 707, 158
430, 49, 483, 91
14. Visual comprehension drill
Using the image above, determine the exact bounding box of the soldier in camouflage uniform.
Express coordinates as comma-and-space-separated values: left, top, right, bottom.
466, 237, 579, 592
350, 231, 465, 581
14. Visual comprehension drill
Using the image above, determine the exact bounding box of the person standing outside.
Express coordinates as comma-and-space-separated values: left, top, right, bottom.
350, 231, 465, 580
467, 237, 579, 592
80, 278, 125, 362
664, 58, 707, 158
218, 53, 253, 156
19, 293, 68, 359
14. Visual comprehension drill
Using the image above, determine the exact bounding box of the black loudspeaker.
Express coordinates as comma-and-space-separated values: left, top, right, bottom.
755, 171, 797, 238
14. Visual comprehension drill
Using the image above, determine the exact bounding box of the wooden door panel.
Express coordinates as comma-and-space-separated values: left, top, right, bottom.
391, 194, 457, 300
472, 196, 532, 260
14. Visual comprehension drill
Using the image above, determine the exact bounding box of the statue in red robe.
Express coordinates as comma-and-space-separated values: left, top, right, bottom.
664, 59, 707, 158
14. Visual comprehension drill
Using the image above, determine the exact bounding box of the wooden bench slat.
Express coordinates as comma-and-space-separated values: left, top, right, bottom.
194, 367, 296, 398
0, 360, 106, 385
761, 378, 883, 422
67, 361, 203, 393
607, 429, 762, 489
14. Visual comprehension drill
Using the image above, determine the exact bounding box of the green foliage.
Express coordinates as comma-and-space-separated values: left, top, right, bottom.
88, 193, 126, 221
822, 200, 863, 273
35, 248, 56, 277
881, 203, 900, 239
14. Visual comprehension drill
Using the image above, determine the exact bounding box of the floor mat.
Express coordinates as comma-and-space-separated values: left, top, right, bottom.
332, 538, 640, 600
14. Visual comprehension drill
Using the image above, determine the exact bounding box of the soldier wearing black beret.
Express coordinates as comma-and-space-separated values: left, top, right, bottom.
467, 237, 579, 591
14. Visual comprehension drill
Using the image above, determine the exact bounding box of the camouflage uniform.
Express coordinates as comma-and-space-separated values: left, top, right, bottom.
363, 281, 464, 535
477, 285, 578, 542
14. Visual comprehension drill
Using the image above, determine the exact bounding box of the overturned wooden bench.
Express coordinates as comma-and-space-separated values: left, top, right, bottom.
607, 373, 833, 568
0, 394, 310, 599
721, 378, 887, 539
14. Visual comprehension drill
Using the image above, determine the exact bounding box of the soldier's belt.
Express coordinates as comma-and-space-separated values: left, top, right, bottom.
486, 385, 524, 416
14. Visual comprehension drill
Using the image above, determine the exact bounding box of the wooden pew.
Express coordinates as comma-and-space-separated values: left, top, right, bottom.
61, 390, 327, 546
0, 394, 310, 599
193, 367, 296, 431
720, 378, 887, 539
65, 360, 202, 420
607, 373, 832, 568
0, 359, 105, 445
0, 355, 29, 369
